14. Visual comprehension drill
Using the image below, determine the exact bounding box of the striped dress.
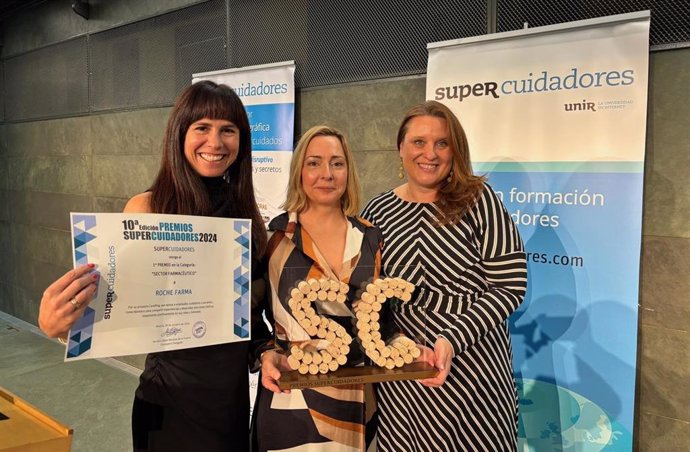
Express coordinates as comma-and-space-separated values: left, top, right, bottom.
361, 185, 527, 452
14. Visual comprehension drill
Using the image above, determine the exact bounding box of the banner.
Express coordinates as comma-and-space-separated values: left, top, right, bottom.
194, 61, 295, 418
427, 12, 649, 452
194, 61, 296, 224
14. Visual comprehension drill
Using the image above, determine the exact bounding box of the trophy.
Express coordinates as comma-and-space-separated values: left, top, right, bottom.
275, 266, 437, 390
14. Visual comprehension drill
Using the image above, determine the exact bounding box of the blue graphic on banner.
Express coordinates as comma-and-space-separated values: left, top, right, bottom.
517, 379, 631, 451
246, 103, 294, 151
482, 169, 642, 451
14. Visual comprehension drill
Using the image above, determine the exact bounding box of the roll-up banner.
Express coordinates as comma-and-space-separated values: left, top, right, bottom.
193, 61, 295, 418
427, 12, 649, 452
194, 61, 296, 224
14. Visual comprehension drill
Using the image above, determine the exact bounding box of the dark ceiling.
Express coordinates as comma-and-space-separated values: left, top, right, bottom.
0, 0, 49, 23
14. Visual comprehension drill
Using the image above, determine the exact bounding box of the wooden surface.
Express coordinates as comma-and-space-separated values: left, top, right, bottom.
278, 362, 438, 390
0, 387, 73, 452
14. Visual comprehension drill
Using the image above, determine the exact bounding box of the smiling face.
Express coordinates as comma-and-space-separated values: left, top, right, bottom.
399, 115, 453, 194
301, 135, 348, 209
183, 117, 239, 177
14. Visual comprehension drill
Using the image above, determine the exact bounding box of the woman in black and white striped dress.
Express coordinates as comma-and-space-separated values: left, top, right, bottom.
361, 101, 527, 452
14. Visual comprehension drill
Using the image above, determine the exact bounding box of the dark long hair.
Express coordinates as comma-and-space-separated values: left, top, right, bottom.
149, 80, 266, 256
397, 100, 485, 225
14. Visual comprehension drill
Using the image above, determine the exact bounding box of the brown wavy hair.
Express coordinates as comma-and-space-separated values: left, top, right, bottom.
148, 80, 266, 256
282, 125, 361, 215
397, 100, 485, 225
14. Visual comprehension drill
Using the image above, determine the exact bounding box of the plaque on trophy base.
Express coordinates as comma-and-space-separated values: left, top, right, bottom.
278, 362, 438, 390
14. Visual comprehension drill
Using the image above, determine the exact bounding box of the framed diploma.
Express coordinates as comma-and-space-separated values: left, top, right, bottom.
64, 213, 252, 361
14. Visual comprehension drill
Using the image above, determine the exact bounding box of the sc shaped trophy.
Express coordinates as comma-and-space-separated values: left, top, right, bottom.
276, 265, 437, 390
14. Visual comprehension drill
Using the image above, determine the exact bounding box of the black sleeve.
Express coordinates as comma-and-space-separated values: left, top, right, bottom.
248, 257, 275, 372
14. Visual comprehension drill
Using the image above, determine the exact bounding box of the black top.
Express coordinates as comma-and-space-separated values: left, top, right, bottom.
133, 176, 270, 451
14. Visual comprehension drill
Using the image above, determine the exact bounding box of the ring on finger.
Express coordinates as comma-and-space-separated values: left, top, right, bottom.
69, 297, 81, 310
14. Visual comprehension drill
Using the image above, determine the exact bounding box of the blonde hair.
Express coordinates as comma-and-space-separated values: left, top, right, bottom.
282, 125, 361, 215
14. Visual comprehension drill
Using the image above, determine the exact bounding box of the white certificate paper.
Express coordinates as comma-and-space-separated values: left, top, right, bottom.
65, 213, 252, 361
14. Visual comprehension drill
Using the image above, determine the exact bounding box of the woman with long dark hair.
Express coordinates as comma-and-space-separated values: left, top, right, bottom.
39, 81, 268, 451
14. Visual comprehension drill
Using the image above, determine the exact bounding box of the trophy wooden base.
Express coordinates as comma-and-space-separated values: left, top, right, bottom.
278, 362, 438, 390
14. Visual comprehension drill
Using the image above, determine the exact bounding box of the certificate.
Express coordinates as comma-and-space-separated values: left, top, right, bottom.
65, 213, 252, 361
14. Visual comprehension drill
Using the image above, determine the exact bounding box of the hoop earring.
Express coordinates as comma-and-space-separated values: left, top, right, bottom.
398, 159, 404, 179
